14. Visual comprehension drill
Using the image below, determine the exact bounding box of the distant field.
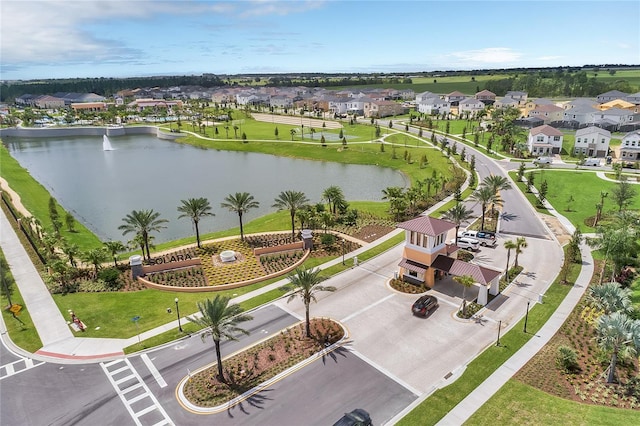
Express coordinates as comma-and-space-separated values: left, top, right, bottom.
591, 69, 640, 89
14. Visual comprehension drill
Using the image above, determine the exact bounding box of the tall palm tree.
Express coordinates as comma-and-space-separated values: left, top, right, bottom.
481, 174, 512, 194
596, 311, 640, 383
442, 203, 475, 244
286, 267, 336, 337
221, 192, 259, 241
587, 282, 632, 315
470, 186, 502, 230
103, 240, 127, 267
118, 209, 168, 261
504, 240, 517, 281
322, 186, 345, 215
513, 236, 528, 268
453, 274, 476, 317
61, 242, 80, 268
177, 197, 214, 248
272, 190, 309, 240
187, 296, 253, 383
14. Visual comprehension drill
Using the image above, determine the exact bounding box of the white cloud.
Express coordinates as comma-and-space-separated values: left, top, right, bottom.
447, 47, 522, 64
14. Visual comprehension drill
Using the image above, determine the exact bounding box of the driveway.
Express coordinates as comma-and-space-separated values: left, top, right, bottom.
275, 236, 561, 394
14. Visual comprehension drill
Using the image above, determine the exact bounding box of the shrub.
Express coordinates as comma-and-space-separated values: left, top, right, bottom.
320, 233, 335, 246
557, 345, 579, 373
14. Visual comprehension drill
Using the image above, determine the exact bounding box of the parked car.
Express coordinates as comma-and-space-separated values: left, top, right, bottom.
412, 295, 439, 317
533, 156, 553, 165
583, 158, 601, 166
461, 230, 497, 247
455, 237, 480, 251
333, 409, 372, 426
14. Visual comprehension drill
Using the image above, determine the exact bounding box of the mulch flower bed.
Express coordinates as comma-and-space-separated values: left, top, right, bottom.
389, 278, 426, 294
514, 260, 640, 410
184, 318, 344, 407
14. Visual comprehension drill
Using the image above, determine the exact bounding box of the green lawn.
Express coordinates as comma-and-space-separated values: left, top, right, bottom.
531, 170, 640, 231
465, 380, 640, 425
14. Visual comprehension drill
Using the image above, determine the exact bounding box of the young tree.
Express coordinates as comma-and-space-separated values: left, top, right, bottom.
286, 268, 336, 337
611, 179, 637, 212
290, 128, 296, 140
513, 236, 528, 268
273, 190, 310, 240
453, 275, 475, 317
503, 240, 517, 281
470, 186, 502, 230
221, 192, 260, 241
187, 296, 253, 383
274, 126, 279, 139
103, 240, 126, 267
322, 186, 345, 215
587, 282, 632, 315
177, 197, 215, 248
64, 212, 76, 232
81, 247, 109, 277
596, 312, 640, 383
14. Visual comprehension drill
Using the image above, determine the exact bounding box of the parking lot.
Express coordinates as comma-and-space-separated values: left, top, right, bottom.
275, 235, 562, 394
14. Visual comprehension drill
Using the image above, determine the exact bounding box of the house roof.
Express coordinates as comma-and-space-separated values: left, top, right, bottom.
529, 98, 554, 106
397, 215, 455, 236
598, 90, 628, 98
599, 107, 632, 117
475, 89, 496, 97
447, 91, 465, 97
430, 255, 502, 285
532, 104, 563, 113
398, 258, 428, 274
460, 97, 483, 105
600, 99, 634, 109
497, 97, 519, 105
529, 124, 563, 137
623, 129, 640, 140
576, 126, 611, 137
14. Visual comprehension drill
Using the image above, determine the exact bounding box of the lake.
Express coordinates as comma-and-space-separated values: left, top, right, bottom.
3, 134, 407, 243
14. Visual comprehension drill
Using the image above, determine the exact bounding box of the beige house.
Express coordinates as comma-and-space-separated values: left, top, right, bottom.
396, 216, 501, 306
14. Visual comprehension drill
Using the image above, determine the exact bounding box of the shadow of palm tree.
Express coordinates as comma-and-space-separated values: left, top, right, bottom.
321, 345, 350, 365
226, 389, 274, 417
500, 211, 518, 222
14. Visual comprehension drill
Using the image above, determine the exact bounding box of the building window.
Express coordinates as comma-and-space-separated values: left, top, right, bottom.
601, 139, 605, 144
537, 136, 544, 142
554, 136, 561, 141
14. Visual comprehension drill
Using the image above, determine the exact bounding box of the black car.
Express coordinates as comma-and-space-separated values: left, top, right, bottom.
412, 295, 439, 317
332, 409, 372, 426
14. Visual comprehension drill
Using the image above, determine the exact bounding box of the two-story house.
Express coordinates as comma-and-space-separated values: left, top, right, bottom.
417, 96, 451, 115
505, 91, 528, 104
527, 124, 564, 155
396, 216, 501, 305
619, 130, 640, 162
445, 91, 466, 106
368, 100, 407, 118
458, 97, 486, 116
475, 89, 496, 105
528, 104, 565, 124
574, 126, 611, 158
597, 90, 629, 103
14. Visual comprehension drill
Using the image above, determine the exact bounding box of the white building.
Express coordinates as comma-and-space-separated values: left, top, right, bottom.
527, 124, 564, 155
574, 126, 611, 158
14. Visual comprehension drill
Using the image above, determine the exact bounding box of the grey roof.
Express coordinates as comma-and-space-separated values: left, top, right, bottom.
598, 90, 628, 98
564, 105, 598, 114
598, 108, 632, 117
575, 126, 611, 137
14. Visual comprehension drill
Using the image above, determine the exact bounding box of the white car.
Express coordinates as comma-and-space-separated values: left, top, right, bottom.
454, 237, 480, 251
583, 158, 601, 166
533, 156, 553, 165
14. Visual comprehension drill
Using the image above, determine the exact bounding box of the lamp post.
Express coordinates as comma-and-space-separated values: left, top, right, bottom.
524, 300, 530, 333
496, 320, 502, 346
175, 297, 182, 332
341, 238, 345, 265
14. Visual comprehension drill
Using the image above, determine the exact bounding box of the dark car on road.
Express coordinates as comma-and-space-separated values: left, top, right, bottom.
333, 409, 372, 426
412, 295, 439, 317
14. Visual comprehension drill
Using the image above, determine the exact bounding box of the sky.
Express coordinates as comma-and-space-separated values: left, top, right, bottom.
1, 0, 639, 81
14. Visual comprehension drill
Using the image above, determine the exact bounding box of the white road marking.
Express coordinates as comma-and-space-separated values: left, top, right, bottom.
0, 357, 44, 380
349, 349, 422, 396
141, 353, 167, 388
100, 358, 174, 426
341, 293, 396, 323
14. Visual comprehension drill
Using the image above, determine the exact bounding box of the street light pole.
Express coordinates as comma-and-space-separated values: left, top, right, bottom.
342, 238, 345, 265
496, 320, 502, 346
524, 300, 530, 333
175, 297, 182, 332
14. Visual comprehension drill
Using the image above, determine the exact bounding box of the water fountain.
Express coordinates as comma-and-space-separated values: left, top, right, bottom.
220, 250, 236, 262
102, 135, 115, 151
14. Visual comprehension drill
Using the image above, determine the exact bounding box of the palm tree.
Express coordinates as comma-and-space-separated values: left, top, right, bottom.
81, 247, 108, 276
187, 296, 253, 383
442, 203, 475, 244
504, 240, 517, 281
322, 186, 345, 215
453, 274, 476, 317
273, 190, 310, 240
513, 236, 528, 268
596, 311, 640, 383
290, 128, 297, 140
470, 186, 502, 230
221, 192, 259, 241
286, 268, 336, 337
61, 242, 80, 268
103, 240, 126, 267
587, 282, 632, 315
481, 174, 512, 194
177, 197, 214, 248
118, 209, 168, 261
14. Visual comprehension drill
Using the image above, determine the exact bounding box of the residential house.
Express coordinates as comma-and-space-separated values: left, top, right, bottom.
522, 98, 554, 116
598, 99, 637, 112
597, 90, 628, 103
475, 89, 496, 105
417, 96, 451, 115
269, 96, 294, 109
527, 124, 563, 155
626, 92, 640, 105
457, 97, 485, 116
505, 91, 528, 104
574, 126, 611, 157
368, 100, 407, 118
528, 104, 565, 124
346, 97, 373, 116
415, 91, 438, 103
562, 98, 599, 110
396, 216, 501, 305
589, 108, 639, 132
34, 95, 66, 109
494, 96, 520, 109
445, 91, 466, 106
620, 130, 640, 162
127, 98, 183, 112
328, 97, 349, 115
562, 105, 599, 128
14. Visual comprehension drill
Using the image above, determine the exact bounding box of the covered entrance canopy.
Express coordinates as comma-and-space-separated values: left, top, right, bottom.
398, 258, 428, 274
